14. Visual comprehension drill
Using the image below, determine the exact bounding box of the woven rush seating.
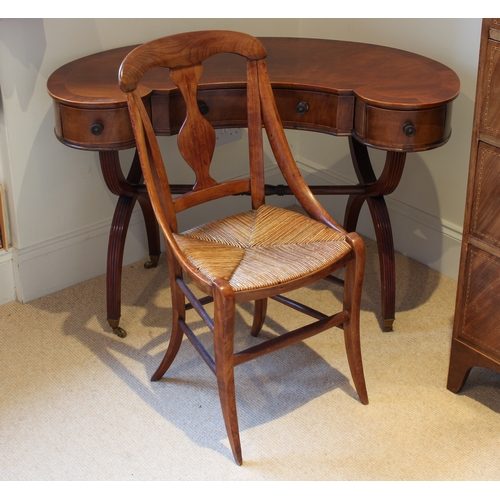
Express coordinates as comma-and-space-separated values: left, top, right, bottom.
175, 205, 351, 291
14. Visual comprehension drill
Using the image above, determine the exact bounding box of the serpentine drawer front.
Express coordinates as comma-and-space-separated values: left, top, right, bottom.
150, 88, 354, 136
53, 89, 452, 152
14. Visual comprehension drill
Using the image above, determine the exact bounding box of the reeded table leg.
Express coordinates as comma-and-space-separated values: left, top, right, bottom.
344, 137, 406, 331
106, 194, 136, 338
99, 150, 161, 337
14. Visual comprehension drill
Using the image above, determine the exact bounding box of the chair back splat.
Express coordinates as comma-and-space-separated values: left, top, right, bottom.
120, 30, 368, 465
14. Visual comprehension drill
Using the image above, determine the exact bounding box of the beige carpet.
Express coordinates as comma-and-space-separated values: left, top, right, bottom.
1, 237, 499, 481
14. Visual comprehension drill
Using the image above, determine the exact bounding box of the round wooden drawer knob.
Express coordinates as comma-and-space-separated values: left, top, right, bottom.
91, 122, 104, 136
403, 122, 417, 137
197, 101, 209, 115
295, 101, 309, 115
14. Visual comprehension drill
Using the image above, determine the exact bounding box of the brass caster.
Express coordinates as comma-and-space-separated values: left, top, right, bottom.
383, 318, 394, 332
144, 255, 159, 269
108, 319, 127, 338
113, 326, 127, 338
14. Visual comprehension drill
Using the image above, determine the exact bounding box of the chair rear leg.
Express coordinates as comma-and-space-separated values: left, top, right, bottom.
343, 234, 368, 405
250, 298, 267, 337
151, 252, 186, 381
151, 318, 184, 381
213, 280, 242, 465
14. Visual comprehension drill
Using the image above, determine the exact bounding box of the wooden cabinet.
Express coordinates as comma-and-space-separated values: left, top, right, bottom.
447, 19, 500, 392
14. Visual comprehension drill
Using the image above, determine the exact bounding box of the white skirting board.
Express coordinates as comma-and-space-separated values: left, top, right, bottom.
0, 250, 15, 305
6, 210, 151, 305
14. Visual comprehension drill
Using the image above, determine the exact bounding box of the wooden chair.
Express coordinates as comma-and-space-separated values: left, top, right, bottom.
119, 30, 368, 465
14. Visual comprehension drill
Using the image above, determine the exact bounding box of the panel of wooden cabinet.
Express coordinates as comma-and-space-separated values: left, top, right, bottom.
455, 246, 500, 358
471, 143, 500, 244
447, 19, 500, 393
480, 39, 500, 140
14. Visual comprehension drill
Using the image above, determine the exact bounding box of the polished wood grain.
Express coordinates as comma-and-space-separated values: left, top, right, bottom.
47, 36, 460, 335
126, 31, 367, 464
447, 19, 500, 393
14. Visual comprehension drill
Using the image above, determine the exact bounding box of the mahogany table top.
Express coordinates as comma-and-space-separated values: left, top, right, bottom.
48, 37, 460, 111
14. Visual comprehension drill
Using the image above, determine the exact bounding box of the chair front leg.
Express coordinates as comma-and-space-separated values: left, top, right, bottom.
213, 280, 242, 465
343, 234, 368, 405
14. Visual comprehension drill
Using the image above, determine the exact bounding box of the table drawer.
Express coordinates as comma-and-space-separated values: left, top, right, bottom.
152, 89, 248, 134
152, 88, 353, 135
55, 103, 136, 150
353, 101, 453, 152
272, 89, 354, 134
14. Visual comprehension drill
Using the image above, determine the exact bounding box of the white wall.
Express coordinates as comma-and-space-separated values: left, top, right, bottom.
0, 18, 299, 304
0, 18, 481, 306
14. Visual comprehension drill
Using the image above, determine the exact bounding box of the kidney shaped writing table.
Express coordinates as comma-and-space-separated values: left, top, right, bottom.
47, 37, 460, 337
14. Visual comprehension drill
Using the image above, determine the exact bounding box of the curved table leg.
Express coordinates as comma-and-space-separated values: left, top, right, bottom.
345, 137, 406, 331
137, 193, 161, 269
345, 193, 396, 330
365, 196, 395, 331
344, 193, 366, 233
99, 150, 161, 337
106, 194, 137, 338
